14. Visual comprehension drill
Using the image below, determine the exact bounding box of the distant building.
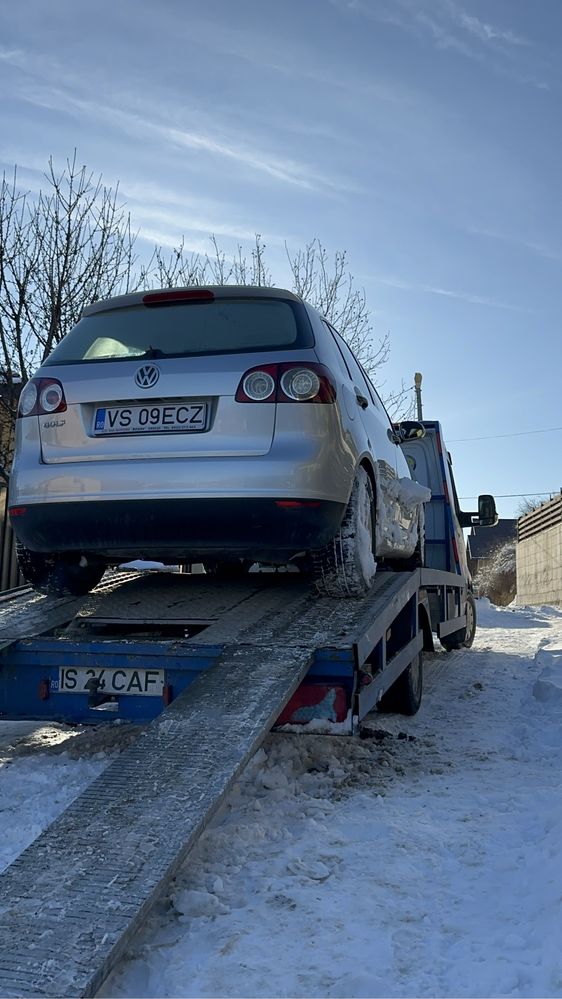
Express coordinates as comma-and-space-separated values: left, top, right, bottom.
517, 497, 562, 606
466, 520, 517, 578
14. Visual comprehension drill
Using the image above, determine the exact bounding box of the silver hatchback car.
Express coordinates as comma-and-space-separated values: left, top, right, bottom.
9, 286, 427, 596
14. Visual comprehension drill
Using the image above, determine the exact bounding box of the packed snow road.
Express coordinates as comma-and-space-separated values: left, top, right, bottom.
1, 599, 562, 998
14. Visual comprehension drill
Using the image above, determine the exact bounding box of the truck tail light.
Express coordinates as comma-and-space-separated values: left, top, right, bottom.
235, 363, 336, 403
17, 378, 67, 418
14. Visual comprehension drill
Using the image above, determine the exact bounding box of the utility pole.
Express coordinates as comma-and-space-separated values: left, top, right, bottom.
414, 372, 423, 421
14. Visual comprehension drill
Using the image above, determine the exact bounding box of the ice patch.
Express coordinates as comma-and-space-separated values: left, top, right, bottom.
277, 710, 354, 735
172, 888, 230, 918
377, 476, 430, 557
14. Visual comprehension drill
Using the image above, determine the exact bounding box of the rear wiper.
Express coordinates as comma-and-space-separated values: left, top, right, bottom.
139, 346, 166, 359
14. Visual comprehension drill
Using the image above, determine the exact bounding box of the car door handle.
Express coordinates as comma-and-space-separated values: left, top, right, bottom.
355, 391, 369, 409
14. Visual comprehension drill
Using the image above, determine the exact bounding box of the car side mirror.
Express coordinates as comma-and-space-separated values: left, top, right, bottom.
392, 420, 426, 443
478, 494, 498, 526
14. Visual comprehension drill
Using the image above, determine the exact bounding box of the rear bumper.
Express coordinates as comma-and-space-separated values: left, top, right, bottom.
9, 498, 346, 561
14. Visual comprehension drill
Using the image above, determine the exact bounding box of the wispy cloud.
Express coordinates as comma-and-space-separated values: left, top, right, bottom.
371, 272, 530, 312
0, 46, 359, 196
186, 18, 418, 109
444, 1, 529, 48
125, 200, 287, 247
26, 86, 359, 195
331, 0, 548, 89
468, 225, 562, 265
0, 154, 292, 251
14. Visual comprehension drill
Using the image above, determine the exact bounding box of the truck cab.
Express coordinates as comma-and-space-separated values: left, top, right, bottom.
400, 419, 497, 649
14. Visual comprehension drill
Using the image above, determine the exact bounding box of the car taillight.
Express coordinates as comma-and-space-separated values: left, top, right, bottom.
235, 363, 336, 403
17, 378, 67, 418
241, 366, 277, 402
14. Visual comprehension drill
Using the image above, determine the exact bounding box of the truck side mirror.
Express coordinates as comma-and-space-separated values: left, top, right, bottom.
478, 494, 498, 526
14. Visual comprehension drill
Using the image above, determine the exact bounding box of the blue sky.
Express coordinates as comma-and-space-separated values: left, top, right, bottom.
1, 0, 561, 518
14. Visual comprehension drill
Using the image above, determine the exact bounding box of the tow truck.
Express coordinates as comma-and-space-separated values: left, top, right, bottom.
0, 420, 496, 999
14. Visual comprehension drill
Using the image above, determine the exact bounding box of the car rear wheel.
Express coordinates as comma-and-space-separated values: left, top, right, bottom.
312, 466, 377, 598
16, 543, 105, 597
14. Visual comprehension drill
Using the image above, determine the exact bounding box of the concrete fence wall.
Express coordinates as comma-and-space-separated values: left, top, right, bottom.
517, 496, 562, 607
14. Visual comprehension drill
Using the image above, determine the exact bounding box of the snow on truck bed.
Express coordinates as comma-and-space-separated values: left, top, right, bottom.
2, 600, 562, 998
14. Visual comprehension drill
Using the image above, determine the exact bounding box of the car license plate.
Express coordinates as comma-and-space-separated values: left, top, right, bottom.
94, 402, 208, 434
58, 666, 165, 696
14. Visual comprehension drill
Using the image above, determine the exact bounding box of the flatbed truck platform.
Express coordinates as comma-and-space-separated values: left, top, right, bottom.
0, 562, 469, 998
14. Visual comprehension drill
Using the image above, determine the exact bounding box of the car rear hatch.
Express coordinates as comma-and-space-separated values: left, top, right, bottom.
37, 291, 315, 464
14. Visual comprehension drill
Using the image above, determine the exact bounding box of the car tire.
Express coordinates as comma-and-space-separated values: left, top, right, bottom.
312, 466, 377, 598
377, 650, 423, 716
16, 543, 105, 597
440, 592, 476, 650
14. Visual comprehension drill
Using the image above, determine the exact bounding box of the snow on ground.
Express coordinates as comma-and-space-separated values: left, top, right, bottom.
2, 599, 562, 997
0, 722, 144, 874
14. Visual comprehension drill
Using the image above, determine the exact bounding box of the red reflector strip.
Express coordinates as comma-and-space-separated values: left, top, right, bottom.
276, 684, 349, 726
451, 534, 460, 562
9, 507, 27, 517
275, 501, 321, 508
143, 289, 214, 305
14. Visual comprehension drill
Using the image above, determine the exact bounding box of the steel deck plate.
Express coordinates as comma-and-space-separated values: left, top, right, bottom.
0, 573, 138, 653
65, 569, 409, 650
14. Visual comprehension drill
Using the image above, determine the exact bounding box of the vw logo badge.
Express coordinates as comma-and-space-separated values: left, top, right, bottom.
135, 364, 160, 389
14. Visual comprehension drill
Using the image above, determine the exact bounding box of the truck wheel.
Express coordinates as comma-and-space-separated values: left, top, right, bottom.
378, 650, 423, 716
16, 543, 105, 597
440, 593, 476, 650
312, 467, 377, 598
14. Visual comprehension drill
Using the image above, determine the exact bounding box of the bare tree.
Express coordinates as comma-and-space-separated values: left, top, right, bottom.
286, 240, 383, 369
474, 539, 516, 606
516, 496, 548, 517
0, 154, 138, 480
147, 233, 272, 289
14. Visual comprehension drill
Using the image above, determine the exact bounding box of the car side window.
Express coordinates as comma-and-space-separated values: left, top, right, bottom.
321, 320, 353, 380
358, 362, 394, 428
332, 330, 372, 397
325, 322, 393, 423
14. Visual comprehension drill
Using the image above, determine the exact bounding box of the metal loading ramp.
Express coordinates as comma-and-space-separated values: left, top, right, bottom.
0, 642, 313, 999
0, 568, 424, 998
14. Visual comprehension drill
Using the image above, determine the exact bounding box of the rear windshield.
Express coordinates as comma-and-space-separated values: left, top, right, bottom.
44, 298, 314, 365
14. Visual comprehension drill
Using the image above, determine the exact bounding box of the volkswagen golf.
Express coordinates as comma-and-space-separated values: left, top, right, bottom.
9, 286, 428, 597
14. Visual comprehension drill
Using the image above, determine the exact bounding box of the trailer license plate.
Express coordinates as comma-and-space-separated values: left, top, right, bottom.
58, 667, 165, 696
94, 402, 208, 434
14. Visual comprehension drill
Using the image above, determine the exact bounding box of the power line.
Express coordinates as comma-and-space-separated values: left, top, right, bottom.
459, 491, 559, 500
449, 426, 562, 443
